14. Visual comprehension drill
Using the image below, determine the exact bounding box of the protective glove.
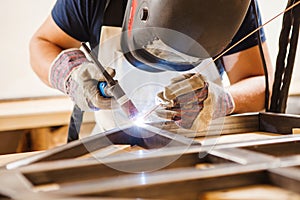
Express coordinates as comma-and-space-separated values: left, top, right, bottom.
155, 73, 235, 132
49, 48, 115, 111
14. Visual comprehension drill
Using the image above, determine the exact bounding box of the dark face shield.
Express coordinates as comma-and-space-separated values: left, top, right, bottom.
121, 0, 251, 72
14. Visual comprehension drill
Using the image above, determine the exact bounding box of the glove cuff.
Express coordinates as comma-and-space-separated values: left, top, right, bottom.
225, 90, 235, 115
210, 84, 236, 119
49, 48, 88, 93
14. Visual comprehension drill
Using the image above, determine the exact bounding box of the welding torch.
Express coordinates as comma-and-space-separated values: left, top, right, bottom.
81, 42, 139, 120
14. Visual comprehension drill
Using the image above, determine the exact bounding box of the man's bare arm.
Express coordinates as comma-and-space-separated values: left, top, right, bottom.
29, 15, 81, 86
224, 42, 274, 113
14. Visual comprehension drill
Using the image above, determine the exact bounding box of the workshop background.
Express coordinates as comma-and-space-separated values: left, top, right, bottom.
0, 0, 299, 154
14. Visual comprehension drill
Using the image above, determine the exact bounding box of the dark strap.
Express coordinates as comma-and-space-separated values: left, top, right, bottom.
67, 105, 84, 143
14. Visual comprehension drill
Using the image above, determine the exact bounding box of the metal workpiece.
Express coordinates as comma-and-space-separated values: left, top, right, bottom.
1, 112, 300, 199
5, 123, 199, 170
47, 160, 300, 199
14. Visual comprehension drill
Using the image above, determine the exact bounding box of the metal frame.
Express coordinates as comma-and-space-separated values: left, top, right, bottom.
1, 112, 300, 199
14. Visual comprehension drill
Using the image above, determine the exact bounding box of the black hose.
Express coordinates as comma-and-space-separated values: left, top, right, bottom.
278, 5, 299, 112
270, 0, 299, 113
251, 0, 270, 111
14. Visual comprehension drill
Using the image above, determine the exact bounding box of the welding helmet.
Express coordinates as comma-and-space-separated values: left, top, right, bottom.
121, 0, 251, 72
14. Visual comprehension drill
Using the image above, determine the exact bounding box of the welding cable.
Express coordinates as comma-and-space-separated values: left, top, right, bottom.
278, 0, 300, 112
270, 0, 300, 113
251, 0, 270, 111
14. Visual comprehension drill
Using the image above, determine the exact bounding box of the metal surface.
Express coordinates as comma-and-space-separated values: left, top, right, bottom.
259, 112, 300, 134
5, 123, 199, 170
0, 113, 300, 199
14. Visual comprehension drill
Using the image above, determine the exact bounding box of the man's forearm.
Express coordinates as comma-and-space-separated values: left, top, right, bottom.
29, 37, 63, 87
227, 75, 267, 113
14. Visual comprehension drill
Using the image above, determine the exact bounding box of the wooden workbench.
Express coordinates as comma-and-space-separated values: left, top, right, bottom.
0, 97, 95, 153
0, 151, 43, 167
0, 96, 95, 131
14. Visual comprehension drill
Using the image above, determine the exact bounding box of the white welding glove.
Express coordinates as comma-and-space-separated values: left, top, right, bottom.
49, 48, 115, 111
155, 73, 235, 132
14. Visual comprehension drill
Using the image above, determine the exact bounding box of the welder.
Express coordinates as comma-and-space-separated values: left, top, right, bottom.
29, 0, 273, 133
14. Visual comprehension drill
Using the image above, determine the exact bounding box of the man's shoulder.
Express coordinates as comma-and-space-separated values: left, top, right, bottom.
51, 0, 105, 43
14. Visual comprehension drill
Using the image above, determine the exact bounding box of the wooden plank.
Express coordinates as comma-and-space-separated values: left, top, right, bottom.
0, 130, 27, 154
0, 151, 43, 167
0, 97, 95, 131
199, 184, 300, 200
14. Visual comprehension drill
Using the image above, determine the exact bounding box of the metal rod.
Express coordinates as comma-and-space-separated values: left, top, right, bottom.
81, 42, 139, 119
142, 104, 162, 120
81, 42, 116, 86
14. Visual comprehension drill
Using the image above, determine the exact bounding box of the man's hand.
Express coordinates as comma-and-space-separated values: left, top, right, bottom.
155, 73, 235, 131
49, 49, 115, 111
